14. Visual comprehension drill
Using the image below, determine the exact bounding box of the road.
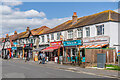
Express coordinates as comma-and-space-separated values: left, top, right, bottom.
2, 59, 118, 78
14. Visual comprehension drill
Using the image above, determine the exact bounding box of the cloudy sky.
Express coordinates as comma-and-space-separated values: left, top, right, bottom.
0, 0, 119, 38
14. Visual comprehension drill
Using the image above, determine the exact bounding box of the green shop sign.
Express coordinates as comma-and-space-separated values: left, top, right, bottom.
63, 40, 82, 46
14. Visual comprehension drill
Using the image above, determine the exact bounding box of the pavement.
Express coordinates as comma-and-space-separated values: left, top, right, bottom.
1, 58, 119, 79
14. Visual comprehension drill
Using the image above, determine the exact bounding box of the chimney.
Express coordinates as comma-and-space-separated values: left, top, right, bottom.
6, 34, 9, 38
72, 12, 78, 24
26, 27, 30, 32
14, 31, 17, 35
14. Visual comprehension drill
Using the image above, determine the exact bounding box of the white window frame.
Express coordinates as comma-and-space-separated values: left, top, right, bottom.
77, 28, 83, 38
41, 36, 44, 42
96, 24, 104, 35
86, 27, 90, 37
47, 35, 49, 42
57, 32, 61, 40
51, 33, 54, 40
68, 30, 73, 39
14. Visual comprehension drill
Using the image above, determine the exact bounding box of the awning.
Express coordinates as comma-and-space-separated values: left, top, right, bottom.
79, 44, 108, 48
32, 47, 46, 52
41, 46, 60, 52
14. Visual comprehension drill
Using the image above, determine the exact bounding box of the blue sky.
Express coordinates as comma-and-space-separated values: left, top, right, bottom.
17, 2, 118, 19
1, 1, 119, 37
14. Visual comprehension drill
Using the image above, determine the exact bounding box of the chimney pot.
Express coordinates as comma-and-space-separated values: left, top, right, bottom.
72, 12, 78, 24
14, 31, 17, 34
6, 34, 9, 38
73, 12, 77, 16
26, 27, 30, 31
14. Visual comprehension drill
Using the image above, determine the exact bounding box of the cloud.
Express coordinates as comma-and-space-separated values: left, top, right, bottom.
1, 0, 71, 37
1, 17, 71, 36
0, 5, 13, 15
1, 0, 22, 6
114, 8, 120, 13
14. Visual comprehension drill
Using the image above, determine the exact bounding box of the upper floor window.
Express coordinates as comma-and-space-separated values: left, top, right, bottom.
77, 28, 83, 38
68, 30, 73, 39
47, 35, 49, 42
34, 38, 35, 43
57, 32, 61, 40
96, 25, 104, 35
86, 27, 90, 37
31, 39, 33, 43
41, 36, 44, 42
51, 33, 54, 40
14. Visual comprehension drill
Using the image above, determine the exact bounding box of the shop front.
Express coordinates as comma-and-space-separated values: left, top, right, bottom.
63, 40, 82, 64
3, 41, 11, 59
11, 46, 17, 58
23, 43, 33, 59
79, 36, 117, 64
42, 41, 63, 63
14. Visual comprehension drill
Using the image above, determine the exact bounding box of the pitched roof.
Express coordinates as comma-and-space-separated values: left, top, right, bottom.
18, 26, 50, 39
31, 26, 50, 36
42, 10, 120, 34
18, 31, 30, 39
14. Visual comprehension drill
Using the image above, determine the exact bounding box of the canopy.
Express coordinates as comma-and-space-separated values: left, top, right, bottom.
79, 44, 108, 48
32, 47, 46, 52
41, 46, 60, 52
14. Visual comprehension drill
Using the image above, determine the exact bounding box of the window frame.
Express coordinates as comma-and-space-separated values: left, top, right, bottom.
68, 30, 73, 39
77, 28, 83, 38
96, 24, 104, 35
47, 34, 49, 42
57, 32, 61, 40
41, 36, 44, 43
86, 27, 90, 37
51, 33, 54, 40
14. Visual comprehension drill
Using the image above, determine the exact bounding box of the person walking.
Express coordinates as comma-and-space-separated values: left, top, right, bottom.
41, 53, 45, 64
25, 52, 27, 62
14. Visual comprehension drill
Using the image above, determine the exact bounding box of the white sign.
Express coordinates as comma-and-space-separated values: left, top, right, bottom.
83, 36, 110, 45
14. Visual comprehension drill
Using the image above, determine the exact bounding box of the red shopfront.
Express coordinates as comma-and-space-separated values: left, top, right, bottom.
42, 41, 63, 62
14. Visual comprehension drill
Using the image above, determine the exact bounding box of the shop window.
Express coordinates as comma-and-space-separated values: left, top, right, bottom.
86, 27, 90, 37
77, 28, 83, 38
68, 30, 73, 39
96, 25, 104, 35
57, 32, 61, 40
41, 36, 44, 42
51, 33, 54, 40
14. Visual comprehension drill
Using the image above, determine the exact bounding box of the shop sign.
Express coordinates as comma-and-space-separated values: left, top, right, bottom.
63, 40, 82, 46
13, 42, 18, 45
50, 41, 62, 46
83, 36, 109, 45
11, 47, 17, 50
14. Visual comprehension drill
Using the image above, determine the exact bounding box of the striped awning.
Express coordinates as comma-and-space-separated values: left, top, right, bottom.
79, 44, 108, 48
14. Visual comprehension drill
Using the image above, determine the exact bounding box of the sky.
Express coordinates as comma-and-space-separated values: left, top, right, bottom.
0, 0, 120, 38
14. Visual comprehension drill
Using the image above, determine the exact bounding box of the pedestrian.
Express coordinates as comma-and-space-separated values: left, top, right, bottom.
25, 52, 27, 62
39, 54, 42, 64
7, 51, 9, 59
41, 53, 45, 64
11, 51, 13, 58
